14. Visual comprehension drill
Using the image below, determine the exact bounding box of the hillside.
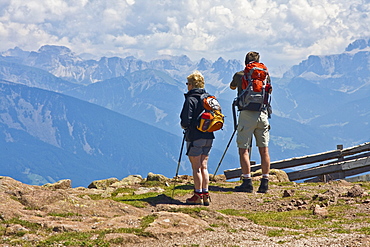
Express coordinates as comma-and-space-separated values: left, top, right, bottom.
0, 80, 184, 187
1, 174, 370, 246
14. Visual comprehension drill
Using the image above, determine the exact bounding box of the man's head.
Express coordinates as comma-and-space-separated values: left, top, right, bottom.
245, 51, 260, 64
187, 71, 205, 89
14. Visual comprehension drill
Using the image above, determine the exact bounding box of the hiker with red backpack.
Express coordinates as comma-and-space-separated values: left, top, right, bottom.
230, 51, 272, 193
180, 71, 217, 206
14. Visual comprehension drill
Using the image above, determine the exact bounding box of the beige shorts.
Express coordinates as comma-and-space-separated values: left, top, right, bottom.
236, 110, 270, 148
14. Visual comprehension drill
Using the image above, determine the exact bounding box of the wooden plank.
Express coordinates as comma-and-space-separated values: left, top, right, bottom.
224, 168, 242, 179
342, 157, 370, 170
224, 150, 342, 179
288, 164, 342, 181
306, 152, 370, 181
224, 163, 261, 179
305, 165, 370, 182
288, 156, 370, 181
342, 165, 370, 177
324, 152, 370, 165
341, 142, 370, 156
270, 150, 341, 169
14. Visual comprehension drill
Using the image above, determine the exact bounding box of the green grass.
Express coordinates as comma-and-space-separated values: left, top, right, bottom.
218, 203, 370, 235
85, 180, 258, 210
266, 228, 301, 237
354, 182, 370, 191
48, 212, 82, 217
140, 214, 158, 229
245, 210, 330, 229
0, 213, 158, 246
139, 180, 166, 187
102, 179, 243, 208
2, 218, 42, 231
110, 187, 136, 195
0, 218, 50, 246
38, 232, 101, 247
114, 192, 158, 208
356, 227, 370, 235
34, 214, 158, 246
85, 181, 196, 208
167, 206, 210, 219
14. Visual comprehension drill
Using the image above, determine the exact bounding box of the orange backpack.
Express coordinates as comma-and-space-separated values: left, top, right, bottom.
237, 61, 272, 113
196, 94, 224, 132
242, 61, 268, 92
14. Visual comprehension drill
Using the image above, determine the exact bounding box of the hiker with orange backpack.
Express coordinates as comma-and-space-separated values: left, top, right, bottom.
230, 51, 272, 193
180, 71, 215, 206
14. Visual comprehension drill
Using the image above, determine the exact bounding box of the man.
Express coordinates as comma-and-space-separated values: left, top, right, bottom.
180, 71, 214, 205
230, 51, 271, 193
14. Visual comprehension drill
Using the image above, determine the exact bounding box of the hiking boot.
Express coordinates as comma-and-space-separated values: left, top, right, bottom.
203, 192, 211, 206
186, 192, 203, 205
257, 178, 269, 193
235, 178, 253, 193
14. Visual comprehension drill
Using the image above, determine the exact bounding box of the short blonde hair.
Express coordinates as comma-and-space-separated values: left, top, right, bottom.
187, 71, 204, 89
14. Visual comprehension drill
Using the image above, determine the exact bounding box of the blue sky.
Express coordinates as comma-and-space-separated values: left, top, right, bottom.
0, 0, 369, 75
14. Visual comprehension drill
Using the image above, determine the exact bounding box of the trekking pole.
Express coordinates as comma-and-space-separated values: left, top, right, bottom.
171, 131, 186, 198
249, 135, 253, 160
212, 128, 236, 177
212, 99, 239, 178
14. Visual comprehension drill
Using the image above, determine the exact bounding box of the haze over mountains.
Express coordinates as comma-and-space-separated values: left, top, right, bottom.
0, 39, 369, 186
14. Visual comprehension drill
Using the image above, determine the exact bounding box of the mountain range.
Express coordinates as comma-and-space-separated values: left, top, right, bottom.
0, 79, 191, 187
0, 38, 369, 186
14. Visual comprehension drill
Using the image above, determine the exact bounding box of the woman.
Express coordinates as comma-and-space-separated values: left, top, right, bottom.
180, 71, 214, 206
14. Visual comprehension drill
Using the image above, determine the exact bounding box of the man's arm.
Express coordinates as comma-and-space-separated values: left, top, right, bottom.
230, 73, 239, 90
230, 71, 244, 95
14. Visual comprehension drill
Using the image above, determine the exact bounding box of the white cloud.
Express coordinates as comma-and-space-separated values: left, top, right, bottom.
0, 0, 370, 75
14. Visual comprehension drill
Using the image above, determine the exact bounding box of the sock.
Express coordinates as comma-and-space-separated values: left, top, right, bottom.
202, 188, 208, 193
195, 189, 202, 193
262, 174, 269, 179
242, 174, 251, 179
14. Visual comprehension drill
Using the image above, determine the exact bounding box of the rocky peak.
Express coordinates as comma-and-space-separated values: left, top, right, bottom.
0, 46, 30, 60
38, 45, 73, 55
197, 57, 212, 70
345, 38, 370, 52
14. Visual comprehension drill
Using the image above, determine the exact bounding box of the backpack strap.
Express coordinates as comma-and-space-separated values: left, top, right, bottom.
188, 92, 207, 128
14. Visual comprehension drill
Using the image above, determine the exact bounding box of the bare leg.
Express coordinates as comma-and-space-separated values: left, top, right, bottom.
187, 154, 210, 204
188, 154, 210, 191
238, 147, 251, 175
258, 146, 270, 175
257, 146, 270, 193
200, 154, 209, 189
235, 147, 253, 192
188, 155, 202, 190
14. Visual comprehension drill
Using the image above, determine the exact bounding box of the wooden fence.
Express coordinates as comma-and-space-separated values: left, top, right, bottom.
224, 142, 370, 182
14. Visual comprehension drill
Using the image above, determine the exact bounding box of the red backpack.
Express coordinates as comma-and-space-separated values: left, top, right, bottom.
237, 61, 272, 112
242, 61, 268, 92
